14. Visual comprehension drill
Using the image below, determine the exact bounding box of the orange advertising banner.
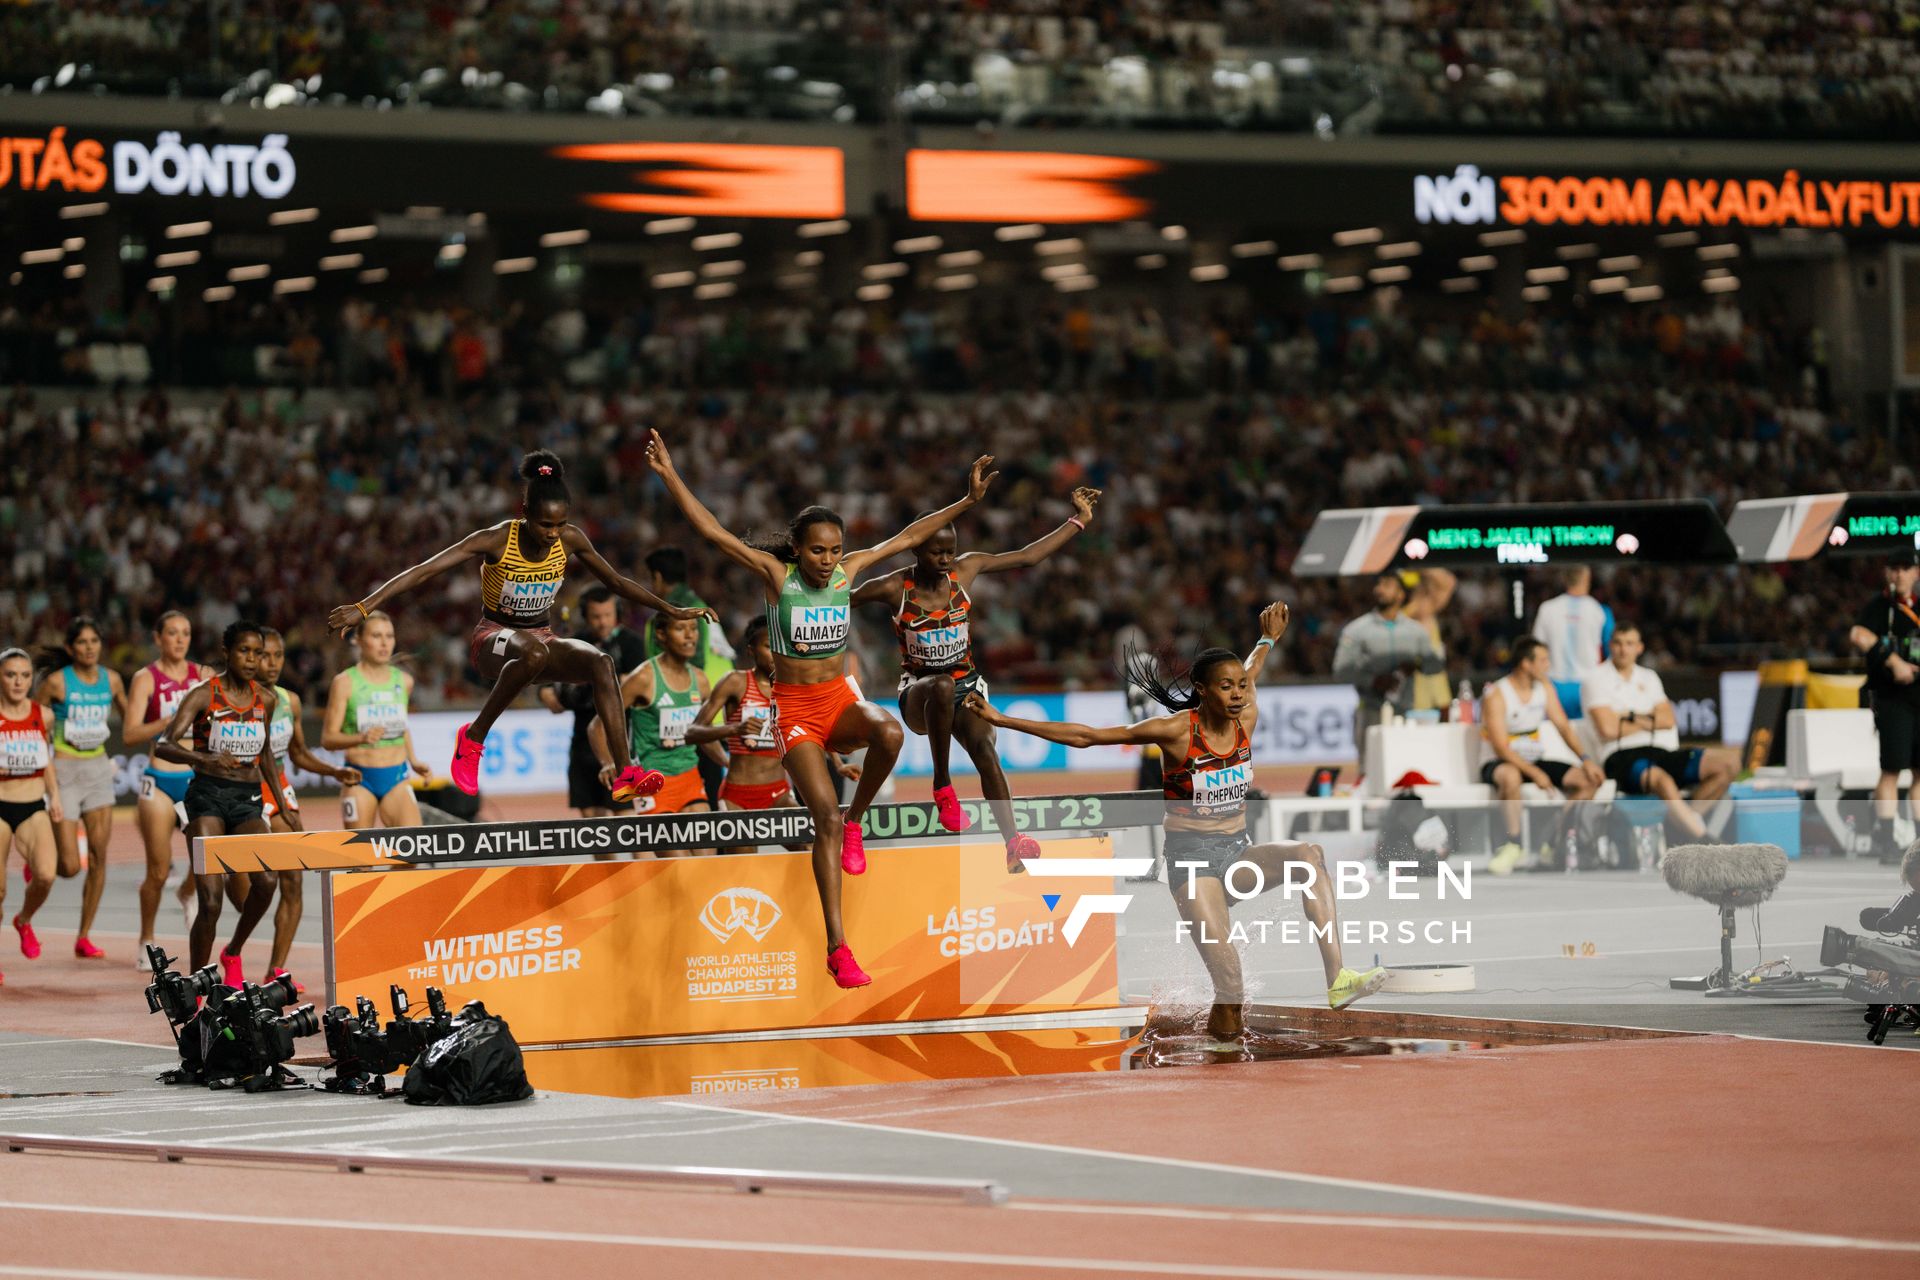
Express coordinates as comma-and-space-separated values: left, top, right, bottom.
328, 838, 1120, 1044
522, 1024, 1130, 1099
549, 142, 844, 219
906, 150, 1157, 223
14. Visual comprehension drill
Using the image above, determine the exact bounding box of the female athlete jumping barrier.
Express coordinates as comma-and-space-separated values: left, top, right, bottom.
691, 617, 790, 815
33, 618, 127, 958
151, 622, 293, 981
964, 604, 1388, 1039
2, 647, 64, 982
326, 451, 712, 798
124, 610, 204, 959
687, 616, 859, 855
589, 614, 719, 853
646, 430, 997, 987
322, 610, 431, 831
850, 486, 1101, 869
259, 628, 359, 988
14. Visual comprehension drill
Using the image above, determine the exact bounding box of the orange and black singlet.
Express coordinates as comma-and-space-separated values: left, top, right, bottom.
191, 677, 270, 769
893, 571, 975, 680
1162, 712, 1253, 825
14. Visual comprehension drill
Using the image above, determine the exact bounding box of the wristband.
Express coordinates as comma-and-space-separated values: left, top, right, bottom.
354, 601, 370, 620
1067, 516, 1086, 531
1255, 637, 1276, 652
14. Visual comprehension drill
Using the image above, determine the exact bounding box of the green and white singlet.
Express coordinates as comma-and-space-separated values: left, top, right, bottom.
767, 564, 852, 660
627, 657, 701, 775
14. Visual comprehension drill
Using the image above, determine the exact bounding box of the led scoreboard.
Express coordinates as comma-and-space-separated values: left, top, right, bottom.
1294, 500, 1736, 577
1728, 492, 1920, 562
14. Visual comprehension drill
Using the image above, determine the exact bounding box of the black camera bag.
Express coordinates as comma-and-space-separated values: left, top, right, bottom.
401, 1004, 534, 1106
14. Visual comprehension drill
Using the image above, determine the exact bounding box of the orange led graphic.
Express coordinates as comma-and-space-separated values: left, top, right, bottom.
907, 150, 1158, 223
551, 143, 844, 219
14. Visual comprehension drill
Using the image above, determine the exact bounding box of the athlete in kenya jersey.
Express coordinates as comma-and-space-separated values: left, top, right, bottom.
965, 603, 1387, 1041
152, 622, 295, 979
852, 486, 1100, 868
648, 429, 998, 989
327, 450, 711, 800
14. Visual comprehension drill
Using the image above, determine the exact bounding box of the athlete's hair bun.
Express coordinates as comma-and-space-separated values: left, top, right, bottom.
521, 449, 565, 481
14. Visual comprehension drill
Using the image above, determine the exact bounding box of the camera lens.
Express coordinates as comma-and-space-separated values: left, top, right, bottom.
283, 1004, 321, 1037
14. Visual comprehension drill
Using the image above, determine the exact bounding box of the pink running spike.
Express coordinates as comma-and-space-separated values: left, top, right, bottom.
933, 785, 972, 833
611, 765, 665, 802
840, 818, 866, 875
450, 723, 486, 796
826, 943, 871, 989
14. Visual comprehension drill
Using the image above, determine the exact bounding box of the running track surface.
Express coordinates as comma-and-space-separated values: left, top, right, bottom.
8, 773, 1917, 1276
3, 1033, 1915, 1279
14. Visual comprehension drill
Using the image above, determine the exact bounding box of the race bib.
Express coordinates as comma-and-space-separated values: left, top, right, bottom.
788, 604, 849, 653
63, 703, 110, 751
208, 718, 267, 761
359, 699, 407, 740
905, 623, 970, 668
500, 578, 560, 617
741, 705, 778, 751
1190, 761, 1251, 813
659, 703, 699, 749
269, 716, 294, 760
1, 729, 49, 775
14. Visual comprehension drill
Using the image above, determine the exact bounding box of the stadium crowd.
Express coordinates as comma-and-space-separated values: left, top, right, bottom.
1, 283, 1902, 710
4, 0, 1915, 136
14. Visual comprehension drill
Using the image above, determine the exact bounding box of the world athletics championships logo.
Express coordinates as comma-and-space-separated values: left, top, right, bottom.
699, 887, 783, 945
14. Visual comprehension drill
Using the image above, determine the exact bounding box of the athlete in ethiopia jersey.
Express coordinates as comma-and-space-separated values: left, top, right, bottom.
647, 431, 1002, 992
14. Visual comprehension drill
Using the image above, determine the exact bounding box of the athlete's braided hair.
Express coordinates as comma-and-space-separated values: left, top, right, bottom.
745, 505, 844, 564
521, 449, 570, 514
1122, 645, 1243, 714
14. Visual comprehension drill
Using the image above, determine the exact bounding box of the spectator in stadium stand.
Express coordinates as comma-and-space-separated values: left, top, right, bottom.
1481, 637, 1606, 876
1532, 567, 1614, 718
1581, 623, 1737, 843
1848, 551, 1920, 863
540, 586, 648, 819
1332, 570, 1447, 751
1404, 568, 1458, 717
641, 547, 737, 804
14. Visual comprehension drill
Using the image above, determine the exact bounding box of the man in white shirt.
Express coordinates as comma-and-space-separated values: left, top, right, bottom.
1532, 566, 1612, 717
1581, 623, 1737, 840
1481, 637, 1604, 874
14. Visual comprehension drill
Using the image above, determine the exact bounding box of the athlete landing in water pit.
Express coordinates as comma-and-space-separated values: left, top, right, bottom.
966, 603, 1389, 1040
